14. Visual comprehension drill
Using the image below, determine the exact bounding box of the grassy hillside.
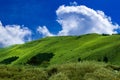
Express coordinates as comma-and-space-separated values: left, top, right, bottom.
0, 33, 120, 66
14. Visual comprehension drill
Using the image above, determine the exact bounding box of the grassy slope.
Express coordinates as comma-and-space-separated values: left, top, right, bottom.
0, 33, 120, 66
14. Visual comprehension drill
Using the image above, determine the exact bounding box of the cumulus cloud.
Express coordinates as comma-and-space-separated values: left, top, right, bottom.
70, 1, 78, 6
56, 4, 119, 36
37, 26, 54, 37
0, 21, 31, 47
38, 3, 119, 37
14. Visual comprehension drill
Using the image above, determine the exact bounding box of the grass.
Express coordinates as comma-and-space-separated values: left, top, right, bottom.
0, 61, 120, 80
0, 33, 120, 66
1, 33, 120, 79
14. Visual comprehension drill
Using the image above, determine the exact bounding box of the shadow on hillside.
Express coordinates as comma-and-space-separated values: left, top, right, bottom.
0, 56, 19, 64
27, 53, 54, 66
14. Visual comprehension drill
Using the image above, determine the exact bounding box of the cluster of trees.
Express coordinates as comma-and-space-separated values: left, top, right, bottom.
77, 56, 108, 63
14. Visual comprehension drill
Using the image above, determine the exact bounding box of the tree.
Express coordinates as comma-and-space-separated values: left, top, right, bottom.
78, 58, 81, 62
103, 56, 108, 63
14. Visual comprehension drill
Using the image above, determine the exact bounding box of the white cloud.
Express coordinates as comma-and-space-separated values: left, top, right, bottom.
56, 4, 119, 36
38, 3, 120, 37
70, 1, 78, 6
0, 21, 31, 47
37, 26, 54, 37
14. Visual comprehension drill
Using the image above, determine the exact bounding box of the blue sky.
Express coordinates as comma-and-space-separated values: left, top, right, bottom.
0, 0, 120, 47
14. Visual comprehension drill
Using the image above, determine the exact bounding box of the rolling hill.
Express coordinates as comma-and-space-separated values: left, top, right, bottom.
0, 33, 120, 66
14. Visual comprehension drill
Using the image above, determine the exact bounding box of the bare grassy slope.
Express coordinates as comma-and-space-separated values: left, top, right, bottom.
0, 33, 120, 66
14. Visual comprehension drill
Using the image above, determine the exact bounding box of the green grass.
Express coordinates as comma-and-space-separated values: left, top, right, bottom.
0, 34, 120, 80
0, 61, 120, 80
0, 33, 120, 66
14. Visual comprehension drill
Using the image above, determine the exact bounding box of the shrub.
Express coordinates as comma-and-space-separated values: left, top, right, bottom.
84, 68, 119, 80
103, 56, 108, 63
102, 34, 110, 36
0, 57, 19, 64
49, 72, 69, 80
0, 61, 120, 80
78, 58, 81, 62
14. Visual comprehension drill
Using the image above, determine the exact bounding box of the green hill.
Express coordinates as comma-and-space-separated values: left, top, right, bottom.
0, 33, 120, 66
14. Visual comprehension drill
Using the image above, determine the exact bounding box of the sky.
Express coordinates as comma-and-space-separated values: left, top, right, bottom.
0, 0, 120, 47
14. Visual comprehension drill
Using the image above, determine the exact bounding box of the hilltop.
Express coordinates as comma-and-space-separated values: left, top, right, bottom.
0, 33, 120, 66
